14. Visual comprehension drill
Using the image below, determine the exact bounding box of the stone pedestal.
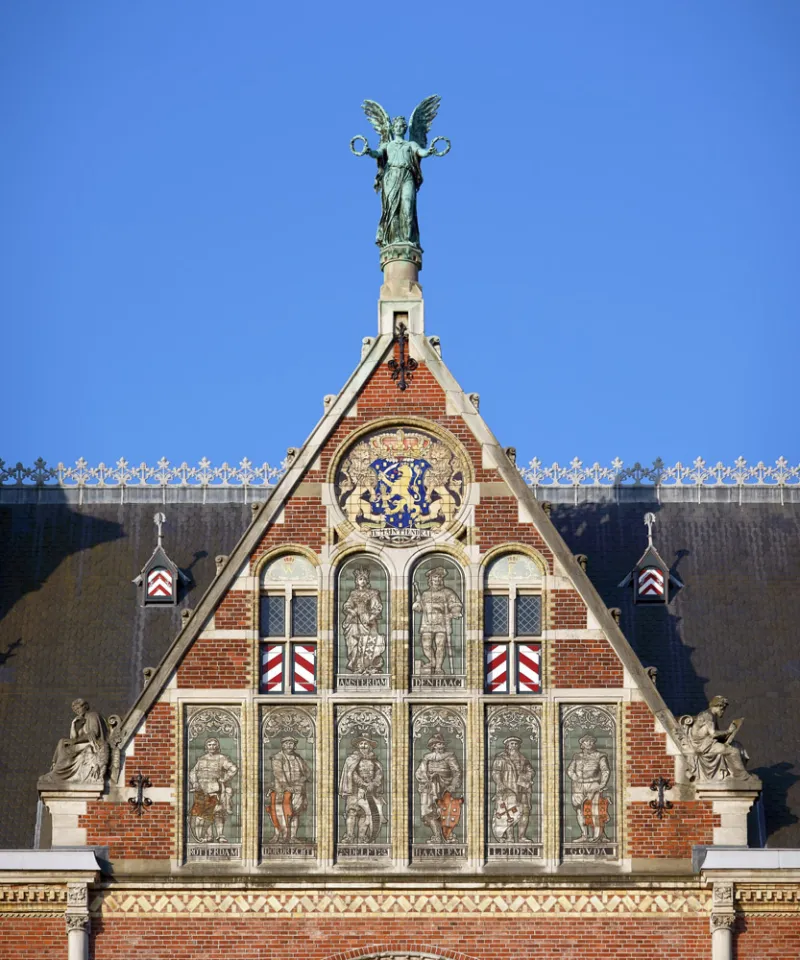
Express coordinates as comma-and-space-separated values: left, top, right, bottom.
39, 782, 105, 847
380, 244, 423, 298
377, 243, 425, 335
695, 779, 761, 846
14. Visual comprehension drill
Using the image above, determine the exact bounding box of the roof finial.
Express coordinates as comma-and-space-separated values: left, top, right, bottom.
644, 511, 656, 548
154, 512, 166, 549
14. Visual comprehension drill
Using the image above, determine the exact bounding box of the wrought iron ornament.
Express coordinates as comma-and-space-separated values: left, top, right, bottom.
387, 323, 418, 392
3, 457, 798, 492
649, 776, 673, 819
128, 772, 153, 816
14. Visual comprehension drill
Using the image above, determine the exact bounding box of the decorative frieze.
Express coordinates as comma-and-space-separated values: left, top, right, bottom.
93, 887, 711, 917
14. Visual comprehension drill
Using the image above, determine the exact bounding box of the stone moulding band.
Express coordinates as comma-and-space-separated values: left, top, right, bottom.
2, 457, 798, 491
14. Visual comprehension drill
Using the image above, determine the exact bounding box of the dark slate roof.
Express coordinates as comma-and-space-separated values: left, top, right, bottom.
552, 501, 800, 849
0, 500, 253, 849
1, 497, 798, 848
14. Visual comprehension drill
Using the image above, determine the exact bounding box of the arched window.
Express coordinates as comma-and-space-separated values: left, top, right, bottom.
410, 555, 465, 690
336, 556, 390, 691
483, 553, 543, 694
259, 554, 318, 694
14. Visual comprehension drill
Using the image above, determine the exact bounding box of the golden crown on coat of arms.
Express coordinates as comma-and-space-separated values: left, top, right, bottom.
367, 429, 435, 460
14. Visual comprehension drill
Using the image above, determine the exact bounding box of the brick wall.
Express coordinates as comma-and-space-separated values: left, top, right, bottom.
86, 915, 712, 959
623, 702, 717, 858
551, 589, 587, 629
79, 701, 177, 859
252, 498, 327, 560
79, 801, 174, 860
177, 634, 251, 688
2, 917, 65, 959
7, 912, 798, 960
736, 916, 800, 958
126, 703, 176, 787
474, 499, 554, 567
308, 361, 494, 483
552, 636, 623, 687
625, 701, 672, 787
626, 801, 717, 858
215, 590, 252, 630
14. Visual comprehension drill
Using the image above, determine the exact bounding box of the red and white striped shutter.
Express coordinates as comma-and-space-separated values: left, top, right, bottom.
261, 643, 284, 693
146, 567, 174, 600
485, 643, 509, 693
516, 643, 541, 693
292, 643, 317, 694
638, 566, 665, 599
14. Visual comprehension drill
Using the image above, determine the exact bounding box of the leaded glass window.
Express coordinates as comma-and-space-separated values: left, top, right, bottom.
484, 594, 509, 638
291, 595, 318, 637
515, 594, 542, 636
483, 553, 544, 695
260, 595, 285, 637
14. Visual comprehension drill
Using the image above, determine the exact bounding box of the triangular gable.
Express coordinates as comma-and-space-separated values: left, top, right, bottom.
117, 329, 683, 753
117, 333, 396, 742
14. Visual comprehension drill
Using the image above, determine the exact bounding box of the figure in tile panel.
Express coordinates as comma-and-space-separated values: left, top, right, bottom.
336, 706, 391, 859
262, 706, 316, 859
411, 705, 466, 859
561, 705, 617, 859
186, 707, 241, 860
337, 556, 389, 691
486, 705, 541, 858
411, 556, 465, 690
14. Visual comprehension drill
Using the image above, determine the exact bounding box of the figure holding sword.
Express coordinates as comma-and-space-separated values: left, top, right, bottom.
413, 566, 462, 676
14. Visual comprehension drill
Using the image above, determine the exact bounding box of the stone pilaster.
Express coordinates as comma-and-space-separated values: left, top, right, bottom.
66, 881, 90, 960
709, 880, 736, 960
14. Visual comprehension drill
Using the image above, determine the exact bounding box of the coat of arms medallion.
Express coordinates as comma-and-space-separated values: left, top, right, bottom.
334, 426, 467, 544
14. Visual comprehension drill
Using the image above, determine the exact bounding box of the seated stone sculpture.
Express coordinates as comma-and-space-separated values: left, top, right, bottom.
39, 698, 120, 786
679, 695, 754, 782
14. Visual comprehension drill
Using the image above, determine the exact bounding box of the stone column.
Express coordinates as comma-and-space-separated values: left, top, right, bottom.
710, 881, 736, 960
66, 914, 90, 960
710, 912, 734, 960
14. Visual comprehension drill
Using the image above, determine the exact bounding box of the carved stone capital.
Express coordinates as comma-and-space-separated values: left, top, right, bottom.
380, 242, 423, 270
65, 912, 90, 934
710, 912, 736, 932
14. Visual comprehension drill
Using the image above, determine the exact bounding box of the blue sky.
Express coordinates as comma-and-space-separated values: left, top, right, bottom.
2, 1, 798, 473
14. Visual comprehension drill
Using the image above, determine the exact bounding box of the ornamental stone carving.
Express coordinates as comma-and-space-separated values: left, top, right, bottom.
66, 883, 87, 908
713, 882, 735, 907
38, 699, 120, 788
679, 696, 756, 783
65, 913, 90, 933
710, 912, 736, 931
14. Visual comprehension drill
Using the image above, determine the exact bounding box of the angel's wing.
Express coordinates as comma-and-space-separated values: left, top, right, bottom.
409, 95, 441, 148
361, 100, 391, 143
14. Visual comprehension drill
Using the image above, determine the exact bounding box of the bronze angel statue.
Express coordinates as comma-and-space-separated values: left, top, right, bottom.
351, 96, 450, 249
